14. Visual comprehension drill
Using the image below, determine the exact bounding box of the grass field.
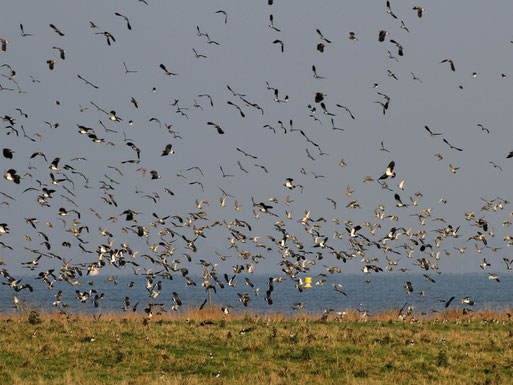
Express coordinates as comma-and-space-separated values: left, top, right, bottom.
1, 308, 512, 385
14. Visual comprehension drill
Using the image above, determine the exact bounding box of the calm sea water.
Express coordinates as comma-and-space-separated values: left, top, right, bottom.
1, 273, 511, 316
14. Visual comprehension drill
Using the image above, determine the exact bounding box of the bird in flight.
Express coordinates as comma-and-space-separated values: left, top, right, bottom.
489, 161, 502, 171
269, 15, 280, 32
449, 164, 460, 174
336, 105, 355, 120
159, 64, 178, 76
115, 12, 132, 30
95, 31, 116, 46
192, 48, 207, 59
424, 126, 441, 136
411, 72, 422, 83
378, 30, 388, 42
316, 29, 331, 43
312, 65, 324, 79
77, 74, 99, 89
440, 58, 456, 72
413, 6, 424, 18
273, 39, 284, 52
49, 24, 65, 36
123, 62, 138, 74
19, 24, 32, 37
443, 138, 463, 151
207, 122, 224, 134
53, 47, 66, 60
46, 59, 56, 70
389, 39, 403, 56
477, 124, 489, 134
215, 10, 228, 24
386, 1, 398, 19
379, 161, 396, 180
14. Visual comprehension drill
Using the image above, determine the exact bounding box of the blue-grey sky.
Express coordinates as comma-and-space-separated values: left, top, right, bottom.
1, 0, 513, 287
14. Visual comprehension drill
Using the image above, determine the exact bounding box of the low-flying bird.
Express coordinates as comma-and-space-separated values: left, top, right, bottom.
488, 273, 500, 282
423, 274, 436, 283
480, 258, 491, 270
172, 292, 182, 306
445, 296, 455, 308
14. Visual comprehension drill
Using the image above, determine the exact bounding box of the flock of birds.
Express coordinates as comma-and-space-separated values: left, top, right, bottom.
1, 0, 513, 318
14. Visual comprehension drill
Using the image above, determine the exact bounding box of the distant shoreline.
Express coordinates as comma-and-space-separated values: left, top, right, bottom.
4, 305, 513, 322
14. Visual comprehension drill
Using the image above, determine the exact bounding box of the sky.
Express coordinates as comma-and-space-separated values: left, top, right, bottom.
1, 0, 513, 289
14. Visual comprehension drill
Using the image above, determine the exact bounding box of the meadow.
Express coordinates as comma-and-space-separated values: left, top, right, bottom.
0, 308, 512, 385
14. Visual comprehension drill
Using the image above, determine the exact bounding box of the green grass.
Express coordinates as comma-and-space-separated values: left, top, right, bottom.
1, 311, 513, 384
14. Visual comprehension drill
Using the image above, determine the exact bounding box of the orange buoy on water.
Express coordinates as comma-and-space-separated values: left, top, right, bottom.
304, 277, 312, 289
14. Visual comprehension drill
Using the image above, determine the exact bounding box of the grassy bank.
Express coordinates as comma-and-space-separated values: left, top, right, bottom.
1, 309, 512, 385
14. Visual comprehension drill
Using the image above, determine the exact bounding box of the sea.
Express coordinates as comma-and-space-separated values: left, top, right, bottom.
1, 273, 511, 316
